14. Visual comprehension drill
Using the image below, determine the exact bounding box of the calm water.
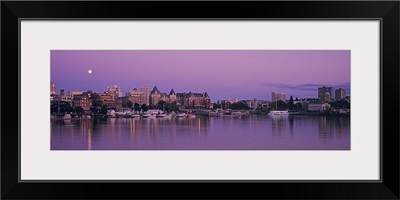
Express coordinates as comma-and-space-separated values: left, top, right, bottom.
51, 115, 350, 150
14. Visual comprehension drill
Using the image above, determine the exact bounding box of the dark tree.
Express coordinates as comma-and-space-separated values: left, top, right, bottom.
51, 101, 73, 114
134, 103, 140, 111
229, 102, 250, 110
288, 96, 294, 111
157, 101, 167, 110
294, 103, 303, 111
331, 99, 350, 109
89, 93, 103, 112
74, 106, 85, 114
213, 103, 221, 109
141, 104, 149, 112
166, 102, 180, 112
126, 101, 133, 108
100, 105, 108, 114
276, 100, 287, 110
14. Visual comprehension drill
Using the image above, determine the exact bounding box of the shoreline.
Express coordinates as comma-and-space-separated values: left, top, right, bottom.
51, 112, 349, 121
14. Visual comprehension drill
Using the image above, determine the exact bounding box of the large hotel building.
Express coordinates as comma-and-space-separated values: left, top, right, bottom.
110, 85, 211, 109
51, 83, 211, 110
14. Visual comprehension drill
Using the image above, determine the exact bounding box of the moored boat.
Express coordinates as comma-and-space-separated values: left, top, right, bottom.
268, 110, 289, 116
176, 113, 187, 118
157, 113, 167, 118
187, 114, 196, 118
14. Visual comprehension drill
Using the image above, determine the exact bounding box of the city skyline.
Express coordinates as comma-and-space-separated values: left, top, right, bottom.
51, 50, 350, 100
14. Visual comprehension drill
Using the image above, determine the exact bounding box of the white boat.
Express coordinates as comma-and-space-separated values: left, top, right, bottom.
63, 114, 72, 119
157, 113, 167, 118
268, 110, 289, 116
143, 113, 156, 118
131, 114, 140, 118
142, 113, 151, 118
232, 111, 242, 115
148, 114, 156, 118
176, 113, 187, 118
187, 114, 196, 118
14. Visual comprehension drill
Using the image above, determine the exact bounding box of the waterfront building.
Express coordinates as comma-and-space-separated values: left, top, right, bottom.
73, 93, 92, 112
59, 91, 84, 106
176, 92, 211, 109
258, 100, 270, 109
100, 93, 116, 107
318, 86, 333, 102
114, 98, 123, 111
335, 88, 346, 100
149, 86, 162, 105
140, 86, 151, 105
169, 89, 177, 103
60, 93, 73, 106
244, 99, 258, 110
50, 82, 56, 95
272, 92, 286, 102
128, 88, 142, 96
127, 88, 146, 105
50, 94, 59, 101
226, 98, 239, 104
160, 92, 169, 103
308, 103, 331, 111
69, 91, 83, 96
51, 88, 73, 105
106, 84, 123, 99
147, 85, 212, 109
121, 95, 146, 107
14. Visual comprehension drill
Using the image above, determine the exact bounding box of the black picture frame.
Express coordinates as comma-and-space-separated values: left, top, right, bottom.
2, 1, 399, 199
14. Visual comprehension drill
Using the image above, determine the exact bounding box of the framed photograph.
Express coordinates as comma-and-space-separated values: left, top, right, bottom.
2, 1, 399, 199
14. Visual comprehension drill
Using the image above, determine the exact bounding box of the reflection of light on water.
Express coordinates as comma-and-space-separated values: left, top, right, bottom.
87, 121, 92, 150
130, 119, 135, 141
198, 118, 201, 135
110, 118, 115, 136
52, 115, 350, 150
270, 115, 287, 137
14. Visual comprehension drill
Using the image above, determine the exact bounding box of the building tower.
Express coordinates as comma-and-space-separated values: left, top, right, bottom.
271, 92, 286, 102
335, 88, 346, 100
318, 86, 333, 102
140, 86, 151, 105
50, 82, 56, 95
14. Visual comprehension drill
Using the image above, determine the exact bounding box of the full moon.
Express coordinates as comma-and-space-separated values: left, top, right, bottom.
88, 69, 92, 74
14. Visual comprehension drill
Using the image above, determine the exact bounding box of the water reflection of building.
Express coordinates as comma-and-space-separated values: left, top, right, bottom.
270, 115, 287, 137
129, 117, 210, 143
318, 117, 335, 142
332, 117, 350, 141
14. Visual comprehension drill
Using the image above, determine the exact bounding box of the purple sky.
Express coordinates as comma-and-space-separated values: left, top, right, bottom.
51, 50, 350, 101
